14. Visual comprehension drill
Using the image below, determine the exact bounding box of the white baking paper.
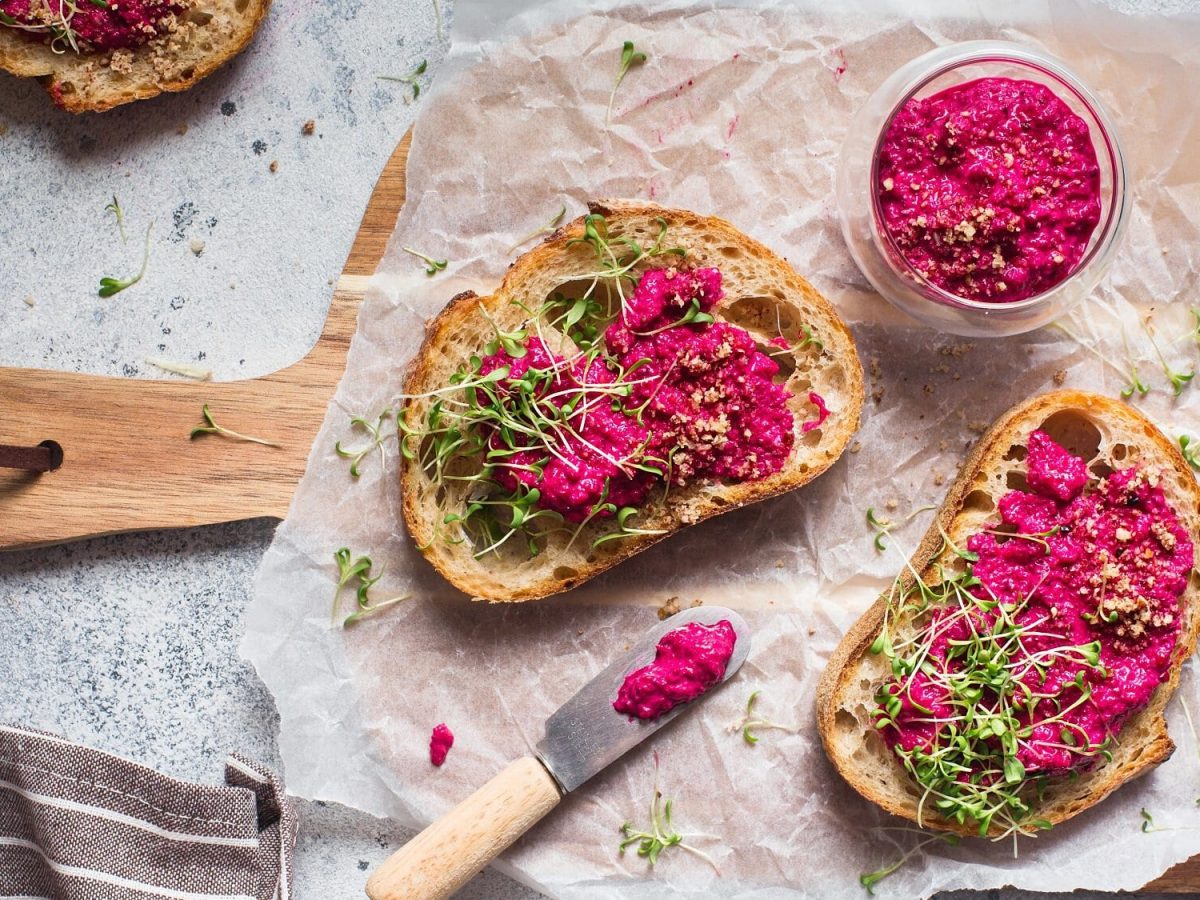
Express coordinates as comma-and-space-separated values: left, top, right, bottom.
242, 1, 1200, 896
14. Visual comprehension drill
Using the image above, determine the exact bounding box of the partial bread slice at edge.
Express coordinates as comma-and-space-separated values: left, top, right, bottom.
400, 200, 865, 602
816, 389, 1200, 837
0, 0, 270, 112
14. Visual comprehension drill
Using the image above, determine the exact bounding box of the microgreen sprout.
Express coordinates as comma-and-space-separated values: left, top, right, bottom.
379, 59, 428, 102
335, 409, 393, 478
864, 522, 1117, 839
866, 504, 935, 552
566, 213, 686, 325
432, 0, 442, 40
798, 322, 824, 351
0, 0, 86, 54
727, 690, 799, 745
1179, 435, 1200, 470
618, 755, 719, 873
590, 506, 668, 549
765, 307, 823, 359
343, 592, 411, 626
1142, 314, 1194, 396
399, 214, 695, 560
860, 832, 960, 894
105, 195, 127, 243
1180, 696, 1200, 803
401, 245, 447, 276
189, 404, 280, 447
507, 204, 568, 254
633, 299, 713, 337
1191, 309, 1200, 347
144, 357, 212, 381
1139, 807, 1200, 834
330, 547, 402, 627
606, 40, 647, 129
1054, 321, 1149, 401
99, 221, 153, 297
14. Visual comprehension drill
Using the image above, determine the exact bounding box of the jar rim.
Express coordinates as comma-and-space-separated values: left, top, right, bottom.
866, 40, 1128, 315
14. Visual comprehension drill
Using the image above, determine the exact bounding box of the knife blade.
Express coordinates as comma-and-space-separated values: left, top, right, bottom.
537, 605, 750, 793
366, 606, 750, 900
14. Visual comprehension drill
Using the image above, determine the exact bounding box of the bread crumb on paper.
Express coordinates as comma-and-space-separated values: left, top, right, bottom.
190, 238, 206, 256
22, 295, 35, 308
850, 441, 862, 454
1054, 369, 1067, 385
939, 342, 976, 358
269, 160, 279, 173
302, 119, 316, 135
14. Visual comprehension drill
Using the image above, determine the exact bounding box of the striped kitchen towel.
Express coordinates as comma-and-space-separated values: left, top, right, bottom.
0, 724, 296, 900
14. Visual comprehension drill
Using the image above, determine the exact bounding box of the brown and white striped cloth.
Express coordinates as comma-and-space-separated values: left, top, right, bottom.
0, 725, 296, 900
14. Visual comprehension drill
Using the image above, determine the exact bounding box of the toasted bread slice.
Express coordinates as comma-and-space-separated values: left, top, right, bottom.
400, 201, 864, 602
817, 390, 1200, 837
0, 0, 270, 112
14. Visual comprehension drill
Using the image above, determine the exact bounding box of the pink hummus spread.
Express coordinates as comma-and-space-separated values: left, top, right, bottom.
614, 619, 737, 720
480, 267, 801, 522
1, 0, 185, 52
429, 723, 454, 766
877, 77, 1102, 303
880, 431, 1192, 777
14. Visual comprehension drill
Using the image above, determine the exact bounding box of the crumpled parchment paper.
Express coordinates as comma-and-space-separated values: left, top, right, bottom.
241, 1, 1200, 896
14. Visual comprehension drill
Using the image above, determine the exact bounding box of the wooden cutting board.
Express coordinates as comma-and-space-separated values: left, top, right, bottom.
0, 133, 410, 551
1, 132, 1196, 894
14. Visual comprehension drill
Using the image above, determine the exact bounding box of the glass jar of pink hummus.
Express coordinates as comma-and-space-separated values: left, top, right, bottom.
837, 41, 1128, 337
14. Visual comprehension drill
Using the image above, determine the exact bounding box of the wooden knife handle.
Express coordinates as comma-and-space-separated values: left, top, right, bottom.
365, 757, 562, 900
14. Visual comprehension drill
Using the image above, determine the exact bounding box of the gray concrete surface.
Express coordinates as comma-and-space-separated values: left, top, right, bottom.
0, 0, 1187, 897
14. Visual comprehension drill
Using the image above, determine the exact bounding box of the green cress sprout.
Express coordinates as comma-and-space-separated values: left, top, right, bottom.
728, 689, 799, 745
1053, 321, 1149, 401
190, 404, 280, 447
606, 40, 647, 129
633, 299, 713, 337
1132, 811, 1200, 840
1191, 308, 1200, 347
330, 547, 409, 626
865, 523, 1113, 840
99, 221, 153, 297
859, 832, 960, 895
105, 195, 127, 243
1142, 315, 1194, 396
507, 204, 567, 254
766, 306, 824, 359
379, 59, 427, 102
399, 213, 695, 562
0, 0, 85, 54
144, 357, 212, 381
335, 409, 393, 478
618, 754, 719, 873
401, 245, 447, 276
1180, 435, 1200, 470
866, 504, 936, 552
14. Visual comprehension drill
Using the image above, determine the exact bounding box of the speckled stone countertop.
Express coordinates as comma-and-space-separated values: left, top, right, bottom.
0, 0, 1187, 897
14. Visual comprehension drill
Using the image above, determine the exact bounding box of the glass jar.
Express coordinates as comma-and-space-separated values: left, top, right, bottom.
837, 41, 1128, 338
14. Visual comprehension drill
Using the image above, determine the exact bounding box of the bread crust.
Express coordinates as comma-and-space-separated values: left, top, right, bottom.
0, 0, 271, 112
399, 201, 864, 602
816, 390, 1200, 837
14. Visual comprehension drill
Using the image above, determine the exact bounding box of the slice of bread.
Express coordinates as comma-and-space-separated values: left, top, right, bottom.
399, 201, 864, 602
817, 390, 1200, 837
0, 0, 270, 112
